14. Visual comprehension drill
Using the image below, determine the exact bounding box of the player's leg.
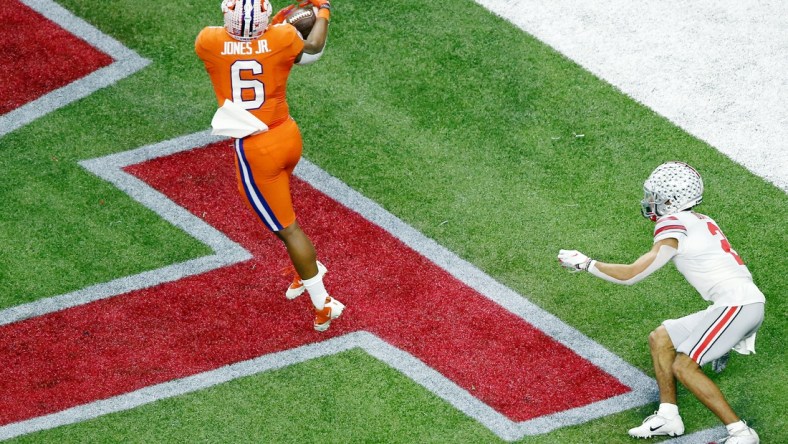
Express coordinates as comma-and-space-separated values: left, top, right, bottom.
275, 221, 343, 331
234, 123, 344, 331
262, 120, 330, 306
275, 221, 317, 278
650, 326, 678, 405
274, 220, 326, 303
672, 303, 763, 442
628, 325, 685, 438
672, 353, 738, 423
629, 307, 739, 438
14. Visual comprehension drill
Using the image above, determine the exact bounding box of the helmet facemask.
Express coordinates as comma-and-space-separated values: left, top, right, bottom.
222, 0, 272, 41
640, 187, 669, 221
640, 161, 704, 221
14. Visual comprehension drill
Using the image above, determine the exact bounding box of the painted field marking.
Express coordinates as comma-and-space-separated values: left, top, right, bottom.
0, 332, 622, 442
1, 131, 656, 441
0, 0, 150, 137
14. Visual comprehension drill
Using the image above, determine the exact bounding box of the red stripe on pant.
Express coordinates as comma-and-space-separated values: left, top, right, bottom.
690, 306, 740, 363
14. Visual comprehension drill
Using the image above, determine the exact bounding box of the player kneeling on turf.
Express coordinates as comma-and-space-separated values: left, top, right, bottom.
558, 161, 764, 443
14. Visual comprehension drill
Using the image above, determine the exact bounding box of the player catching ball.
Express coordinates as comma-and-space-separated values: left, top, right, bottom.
196, 0, 344, 332
558, 161, 765, 443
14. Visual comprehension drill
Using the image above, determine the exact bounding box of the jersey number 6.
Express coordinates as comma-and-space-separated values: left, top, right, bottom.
231, 60, 265, 110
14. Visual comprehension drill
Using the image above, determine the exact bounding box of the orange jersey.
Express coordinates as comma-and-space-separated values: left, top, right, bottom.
195, 24, 303, 128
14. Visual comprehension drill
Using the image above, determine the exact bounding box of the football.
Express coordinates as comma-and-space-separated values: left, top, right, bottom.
286, 6, 316, 38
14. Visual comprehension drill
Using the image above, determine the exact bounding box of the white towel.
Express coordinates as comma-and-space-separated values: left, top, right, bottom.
210, 99, 268, 138
732, 331, 757, 355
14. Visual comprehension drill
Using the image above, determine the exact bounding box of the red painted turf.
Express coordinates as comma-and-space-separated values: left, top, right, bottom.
0, 0, 113, 115
0, 142, 629, 425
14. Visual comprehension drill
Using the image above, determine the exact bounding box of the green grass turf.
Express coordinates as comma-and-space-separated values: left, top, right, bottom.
0, 0, 217, 306
2, 0, 786, 442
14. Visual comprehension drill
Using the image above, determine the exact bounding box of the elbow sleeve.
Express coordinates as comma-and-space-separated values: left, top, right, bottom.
296, 36, 327, 66
296, 48, 324, 65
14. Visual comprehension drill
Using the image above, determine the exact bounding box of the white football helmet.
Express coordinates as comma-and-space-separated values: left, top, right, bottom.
641, 161, 703, 221
222, 0, 272, 41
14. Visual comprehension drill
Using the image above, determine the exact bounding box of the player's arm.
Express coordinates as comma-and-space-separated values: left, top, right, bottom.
293, 0, 330, 65
558, 238, 679, 286
302, 6, 329, 54
593, 238, 678, 282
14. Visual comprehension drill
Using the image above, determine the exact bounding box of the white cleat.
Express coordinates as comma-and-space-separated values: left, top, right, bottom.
628, 412, 684, 438
314, 296, 344, 332
284, 261, 327, 300
719, 424, 759, 444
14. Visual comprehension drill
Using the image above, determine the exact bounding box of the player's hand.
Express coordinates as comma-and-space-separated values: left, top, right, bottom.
558, 249, 592, 272
271, 4, 296, 25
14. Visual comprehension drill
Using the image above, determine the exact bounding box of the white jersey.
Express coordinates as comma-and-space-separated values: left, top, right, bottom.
653, 211, 766, 307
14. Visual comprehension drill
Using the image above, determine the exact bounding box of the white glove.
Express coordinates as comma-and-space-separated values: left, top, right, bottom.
558, 249, 593, 273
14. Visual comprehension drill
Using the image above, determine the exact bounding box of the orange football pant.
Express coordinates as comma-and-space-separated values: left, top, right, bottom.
233, 117, 302, 232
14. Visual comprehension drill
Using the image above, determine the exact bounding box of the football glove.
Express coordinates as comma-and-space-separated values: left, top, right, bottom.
558, 249, 593, 273
270, 4, 296, 25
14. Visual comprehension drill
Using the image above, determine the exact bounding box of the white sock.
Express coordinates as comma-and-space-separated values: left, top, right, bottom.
658, 403, 679, 418
303, 272, 328, 310
726, 420, 747, 434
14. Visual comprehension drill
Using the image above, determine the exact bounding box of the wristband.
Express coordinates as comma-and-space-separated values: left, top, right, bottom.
317, 8, 330, 21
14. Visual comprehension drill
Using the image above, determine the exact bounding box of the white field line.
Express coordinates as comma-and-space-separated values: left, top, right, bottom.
0, 332, 645, 442
0, 132, 250, 326
0, 0, 150, 137
475, 0, 788, 193
1, 131, 656, 441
